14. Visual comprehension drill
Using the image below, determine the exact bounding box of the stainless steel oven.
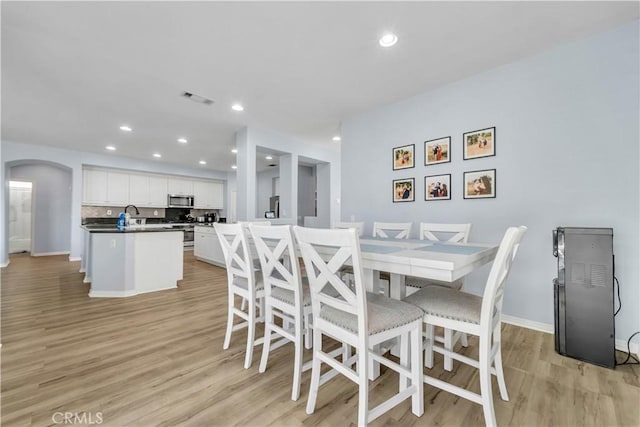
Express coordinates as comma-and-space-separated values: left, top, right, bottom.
183, 228, 194, 248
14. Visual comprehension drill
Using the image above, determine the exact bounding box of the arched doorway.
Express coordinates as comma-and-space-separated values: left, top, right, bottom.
5, 160, 73, 257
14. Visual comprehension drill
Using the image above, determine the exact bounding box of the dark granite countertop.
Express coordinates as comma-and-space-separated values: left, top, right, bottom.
81, 224, 186, 233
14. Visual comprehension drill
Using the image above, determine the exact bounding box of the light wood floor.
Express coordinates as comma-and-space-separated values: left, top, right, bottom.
2, 253, 638, 427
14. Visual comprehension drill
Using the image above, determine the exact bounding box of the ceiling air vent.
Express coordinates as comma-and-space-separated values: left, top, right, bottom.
181, 91, 214, 105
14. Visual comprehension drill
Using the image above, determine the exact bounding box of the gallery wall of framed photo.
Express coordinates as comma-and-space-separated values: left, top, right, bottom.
392, 126, 497, 203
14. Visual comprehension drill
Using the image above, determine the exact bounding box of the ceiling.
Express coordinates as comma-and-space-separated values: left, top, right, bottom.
2, 1, 638, 172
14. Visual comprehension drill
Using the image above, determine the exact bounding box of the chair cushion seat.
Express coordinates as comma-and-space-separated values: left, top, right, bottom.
404, 286, 482, 324
320, 293, 423, 335
269, 277, 311, 307
405, 276, 464, 291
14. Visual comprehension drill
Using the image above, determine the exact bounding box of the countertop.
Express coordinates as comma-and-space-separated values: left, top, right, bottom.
82, 224, 189, 233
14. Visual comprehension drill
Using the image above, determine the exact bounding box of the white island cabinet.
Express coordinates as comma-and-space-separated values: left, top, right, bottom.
83, 226, 183, 297
194, 225, 225, 267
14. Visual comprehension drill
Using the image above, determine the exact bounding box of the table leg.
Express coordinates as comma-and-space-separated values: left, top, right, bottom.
389, 273, 406, 300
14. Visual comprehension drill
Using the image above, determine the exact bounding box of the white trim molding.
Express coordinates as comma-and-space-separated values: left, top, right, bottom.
69, 256, 81, 262
0, 261, 9, 268
502, 314, 639, 359
31, 251, 70, 257
88, 285, 177, 298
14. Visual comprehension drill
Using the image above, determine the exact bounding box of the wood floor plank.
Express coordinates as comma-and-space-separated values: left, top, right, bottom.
2, 252, 638, 426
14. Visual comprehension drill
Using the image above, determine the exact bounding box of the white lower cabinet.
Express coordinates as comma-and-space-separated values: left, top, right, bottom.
194, 226, 224, 267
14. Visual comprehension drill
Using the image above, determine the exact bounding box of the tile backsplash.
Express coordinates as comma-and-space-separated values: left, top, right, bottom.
82, 206, 165, 219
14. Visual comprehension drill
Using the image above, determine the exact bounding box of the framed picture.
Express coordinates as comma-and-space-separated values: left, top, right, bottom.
463, 127, 495, 160
463, 169, 496, 199
425, 137, 451, 165
425, 174, 451, 201
392, 144, 415, 170
393, 178, 415, 202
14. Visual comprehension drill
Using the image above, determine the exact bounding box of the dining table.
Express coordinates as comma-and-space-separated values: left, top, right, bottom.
351, 236, 499, 299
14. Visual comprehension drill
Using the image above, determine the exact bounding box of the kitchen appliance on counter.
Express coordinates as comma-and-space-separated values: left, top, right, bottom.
553, 227, 615, 368
269, 196, 280, 218
205, 212, 217, 223
167, 194, 194, 208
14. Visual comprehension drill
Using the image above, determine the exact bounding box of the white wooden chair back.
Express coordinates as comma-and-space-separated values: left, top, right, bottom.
372, 222, 412, 239
249, 224, 303, 310
419, 223, 472, 243
333, 221, 365, 237
214, 223, 254, 286
480, 226, 527, 335
293, 226, 367, 338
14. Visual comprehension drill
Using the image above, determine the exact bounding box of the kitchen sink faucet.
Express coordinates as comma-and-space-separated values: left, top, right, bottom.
124, 205, 140, 215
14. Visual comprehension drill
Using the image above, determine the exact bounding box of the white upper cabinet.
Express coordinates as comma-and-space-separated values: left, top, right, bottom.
83, 167, 220, 209
128, 174, 168, 207
83, 169, 108, 204
167, 178, 194, 196
193, 181, 224, 209
148, 176, 168, 206
106, 172, 130, 206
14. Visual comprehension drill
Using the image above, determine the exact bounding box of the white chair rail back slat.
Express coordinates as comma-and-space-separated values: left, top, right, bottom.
333, 221, 365, 237
372, 222, 412, 239
419, 222, 472, 243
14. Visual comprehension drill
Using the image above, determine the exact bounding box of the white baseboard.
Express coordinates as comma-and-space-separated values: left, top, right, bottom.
69, 256, 81, 262
88, 289, 137, 298
502, 314, 639, 358
0, 261, 9, 268
31, 251, 70, 257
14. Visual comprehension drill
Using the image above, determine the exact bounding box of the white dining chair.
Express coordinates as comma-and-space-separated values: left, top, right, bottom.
249, 224, 312, 401
333, 221, 365, 236
405, 222, 472, 371
404, 226, 527, 427
214, 223, 265, 369
372, 221, 412, 239
293, 226, 424, 426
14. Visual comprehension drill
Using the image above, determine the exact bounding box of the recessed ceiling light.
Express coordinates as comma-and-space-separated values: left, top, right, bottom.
105, 145, 116, 151
231, 104, 244, 112
153, 153, 162, 158
379, 33, 398, 47
332, 136, 341, 142
119, 125, 132, 132
231, 165, 238, 169
178, 138, 188, 144
265, 155, 273, 160
199, 160, 207, 165
231, 148, 238, 154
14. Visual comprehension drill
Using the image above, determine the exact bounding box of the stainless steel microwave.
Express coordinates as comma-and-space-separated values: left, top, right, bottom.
167, 194, 194, 208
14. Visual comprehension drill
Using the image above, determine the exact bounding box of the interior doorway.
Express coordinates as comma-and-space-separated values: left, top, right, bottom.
9, 181, 33, 254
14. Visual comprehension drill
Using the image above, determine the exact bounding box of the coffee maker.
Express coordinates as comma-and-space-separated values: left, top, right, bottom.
205, 212, 217, 223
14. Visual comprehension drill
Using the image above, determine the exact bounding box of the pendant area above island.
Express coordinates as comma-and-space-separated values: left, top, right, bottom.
81, 225, 184, 297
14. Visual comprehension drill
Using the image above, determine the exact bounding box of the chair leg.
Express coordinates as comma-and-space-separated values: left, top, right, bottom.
493, 324, 509, 401
223, 293, 235, 350
424, 324, 434, 368
399, 332, 409, 391
460, 333, 469, 347
444, 328, 454, 371
410, 325, 424, 417
291, 316, 303, 401
244, 297, 256, 369
258, 305, 273, 373
357, 348, 369, 427
304, 313, 312, 349
306, 330, 323, 415
479, 337, 497, 427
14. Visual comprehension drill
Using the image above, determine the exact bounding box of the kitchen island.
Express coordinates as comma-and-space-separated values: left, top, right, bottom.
81, 225, 184, 297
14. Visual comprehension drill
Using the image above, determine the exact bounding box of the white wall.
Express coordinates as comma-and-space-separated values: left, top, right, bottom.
341, 22, 639, 344
1, 141, 229, 265
10, 163, 72, 255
